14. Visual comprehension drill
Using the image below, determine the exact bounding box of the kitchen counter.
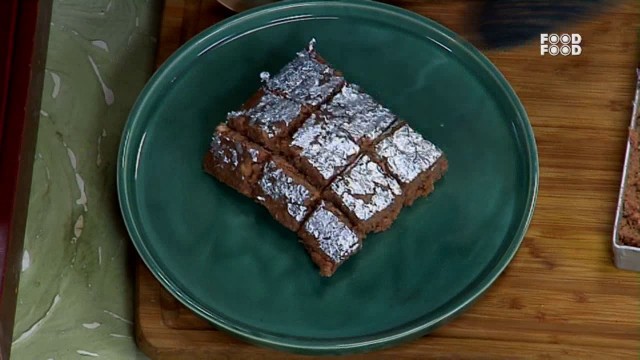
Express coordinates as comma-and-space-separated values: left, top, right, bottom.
11, 0, 160, 358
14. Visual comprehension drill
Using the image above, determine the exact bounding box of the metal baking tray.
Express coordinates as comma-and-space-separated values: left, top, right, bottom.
612, 68, 640, 272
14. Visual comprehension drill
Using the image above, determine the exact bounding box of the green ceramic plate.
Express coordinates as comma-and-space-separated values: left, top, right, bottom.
118, 0, 538, 355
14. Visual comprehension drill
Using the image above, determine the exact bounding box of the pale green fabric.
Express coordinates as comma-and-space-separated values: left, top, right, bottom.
12, 1, 160, 358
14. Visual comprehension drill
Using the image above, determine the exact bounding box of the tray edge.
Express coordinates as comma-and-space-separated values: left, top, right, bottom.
612, 68, 640, 271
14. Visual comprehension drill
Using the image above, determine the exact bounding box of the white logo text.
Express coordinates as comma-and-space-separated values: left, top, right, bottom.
540, 33, 582, 56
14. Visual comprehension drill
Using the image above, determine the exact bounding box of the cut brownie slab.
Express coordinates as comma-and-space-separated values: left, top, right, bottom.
298, 201, 363, 277
227, 89, 309, 153
205, 39, 451, 278
263, 39, 345, 110
255, 156, 320, 232
320, 84, 397, 147
324, 154, 403, 234
204, 124, 270, 197
373, 123, 448, 206
289, 113, 360, 188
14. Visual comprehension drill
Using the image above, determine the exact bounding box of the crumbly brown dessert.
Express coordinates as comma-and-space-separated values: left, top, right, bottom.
323, 154, 404, 234
297, 201, 363, 277
619, 128, 640, 247
373, 123, 448, 206
319, 83, 397, 148
288, 113, 361, 188
226, 89, 309, 153
204, 124, 270, 197
263, 40, 344, 110
204, 39, 448, 276
255, 156, 320, 232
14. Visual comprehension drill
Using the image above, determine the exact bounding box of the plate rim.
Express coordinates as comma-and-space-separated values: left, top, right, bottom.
117, 0, 539, 354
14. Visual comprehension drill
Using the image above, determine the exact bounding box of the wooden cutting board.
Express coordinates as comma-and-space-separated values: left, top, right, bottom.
135, 0, 640, 358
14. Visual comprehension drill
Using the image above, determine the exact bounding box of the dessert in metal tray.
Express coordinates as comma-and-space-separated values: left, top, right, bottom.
613, 68, 640, 272
205, 40, 448, 276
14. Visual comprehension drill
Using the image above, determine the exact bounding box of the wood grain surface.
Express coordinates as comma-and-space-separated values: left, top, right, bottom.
136, 0, 640, 358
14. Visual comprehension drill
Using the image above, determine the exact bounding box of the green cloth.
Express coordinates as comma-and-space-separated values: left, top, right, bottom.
12, 0, 160, 358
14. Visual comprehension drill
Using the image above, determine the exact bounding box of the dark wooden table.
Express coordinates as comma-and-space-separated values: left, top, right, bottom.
0, 1, 52, 358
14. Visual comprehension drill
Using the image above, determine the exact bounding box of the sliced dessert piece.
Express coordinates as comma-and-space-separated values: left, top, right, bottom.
320, 83, 397, 147
263, 39, 345, 110
204, 124, 270, 197
323, 154, 403, 234
226, 89, 309, 153
255, 156, 320, 232
288, 112, 360, 188
298, 201, 363, 277
373, 123, 448, 206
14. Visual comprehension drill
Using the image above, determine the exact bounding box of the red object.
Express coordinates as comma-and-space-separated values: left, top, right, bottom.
0, 0, 52, 358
